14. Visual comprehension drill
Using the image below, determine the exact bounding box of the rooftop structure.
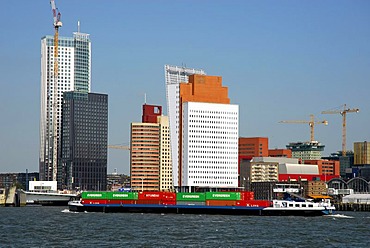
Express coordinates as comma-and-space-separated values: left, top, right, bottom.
286, 141, 325, 162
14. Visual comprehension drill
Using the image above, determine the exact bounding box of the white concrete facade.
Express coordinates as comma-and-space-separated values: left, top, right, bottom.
164, 65, 206, 187
182, 102, 239, 187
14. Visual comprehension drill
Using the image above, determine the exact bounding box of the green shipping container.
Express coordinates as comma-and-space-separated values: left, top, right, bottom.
81, 191, 107, 199
205, 192, 241, 201
107, 192, 138, 200
176, 193, 206, 202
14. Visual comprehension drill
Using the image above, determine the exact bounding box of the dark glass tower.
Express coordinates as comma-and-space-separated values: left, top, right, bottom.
59, 92, 108, 190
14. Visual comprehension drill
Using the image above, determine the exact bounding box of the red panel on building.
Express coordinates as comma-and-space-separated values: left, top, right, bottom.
278, 174, 339, 182
142, 104, 162, 123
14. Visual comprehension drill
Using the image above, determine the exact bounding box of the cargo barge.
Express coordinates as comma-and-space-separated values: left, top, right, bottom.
68, 191, 335, 216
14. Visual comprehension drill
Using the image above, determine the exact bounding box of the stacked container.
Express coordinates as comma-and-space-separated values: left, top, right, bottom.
106, 192, 138, 204
137, 192, 176, 205
81, 191, 108, 205
176, 193, 206, 206
205, 192, 241, 206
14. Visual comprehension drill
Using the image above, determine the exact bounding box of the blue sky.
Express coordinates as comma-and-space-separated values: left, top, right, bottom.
1, 0, 369, 175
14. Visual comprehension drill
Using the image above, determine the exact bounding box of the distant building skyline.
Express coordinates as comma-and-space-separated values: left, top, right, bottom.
39, 31, 91, 182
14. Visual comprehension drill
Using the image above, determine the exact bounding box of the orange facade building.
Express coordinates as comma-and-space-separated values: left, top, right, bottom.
268, 148, 292, 158
239, 137, 269, 158
304, 159, 340, 177
178, 74, 231, 187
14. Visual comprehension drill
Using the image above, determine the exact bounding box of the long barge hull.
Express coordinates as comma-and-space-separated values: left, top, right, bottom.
69, 203, 330, 216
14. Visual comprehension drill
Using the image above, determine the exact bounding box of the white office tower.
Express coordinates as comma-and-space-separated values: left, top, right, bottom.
40, 31, 91, 181
164, 65, 206, 188
182, 102, 239, 188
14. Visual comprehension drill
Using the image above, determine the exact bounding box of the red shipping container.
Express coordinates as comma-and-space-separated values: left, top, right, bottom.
81, 199, 107, 205
136, 199, 162, 205
107, 200, 136, 205
138, 192, 163, 200
206, 200, 237, 206
240, 192, 254, 201
162, 192, 176, 201
162, 201, 176, 205
242, 200, 271, 207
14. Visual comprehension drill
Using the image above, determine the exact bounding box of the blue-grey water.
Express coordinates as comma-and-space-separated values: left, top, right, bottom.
1, 206, 369, 248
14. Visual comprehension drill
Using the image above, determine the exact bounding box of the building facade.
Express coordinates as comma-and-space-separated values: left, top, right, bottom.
165, 65, 206, 188
354, 141, 370, 165
40, 32, 91, 182
239, 137, 269, 157
286, 141, 325, 162
179, 74, 239, 190
157, 116, 173, 191
130, 104, 172, 192
130, 122, 160, 191
182, 102, 239, 188
59, 92, 108, 191
304, 159, 340, 177
268, 149, 292, 158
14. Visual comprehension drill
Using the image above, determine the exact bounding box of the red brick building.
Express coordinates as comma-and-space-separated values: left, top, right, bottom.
239, 137, 269, 157
304, 159, 340, 177
268, 149, 292, 158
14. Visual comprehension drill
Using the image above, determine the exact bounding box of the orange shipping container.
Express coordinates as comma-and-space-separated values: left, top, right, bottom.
206, 200, 237, 206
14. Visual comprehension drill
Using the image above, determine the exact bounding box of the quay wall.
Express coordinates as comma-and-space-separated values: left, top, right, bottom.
334, 203, 370, 212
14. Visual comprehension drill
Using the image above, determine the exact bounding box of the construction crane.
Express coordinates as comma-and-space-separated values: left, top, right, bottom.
279, 114, 328, 142
50, 0, 62, 181
321, 104, 359, 156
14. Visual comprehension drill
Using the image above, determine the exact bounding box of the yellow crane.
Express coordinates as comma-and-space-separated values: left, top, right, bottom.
321, 104, 359, 156
279, 114, 328, 142
50, 0, 63, 181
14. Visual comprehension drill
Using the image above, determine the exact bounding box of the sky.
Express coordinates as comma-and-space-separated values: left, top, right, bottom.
0, 0, 369, 175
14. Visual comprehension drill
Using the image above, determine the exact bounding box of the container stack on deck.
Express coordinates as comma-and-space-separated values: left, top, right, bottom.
80, 191, 271, 208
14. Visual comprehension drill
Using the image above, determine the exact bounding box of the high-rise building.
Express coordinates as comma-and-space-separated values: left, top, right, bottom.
179, 74, 239, 190
354, 141, 370, 165
130, 104, 172, 191
130, 122, 160, 191
165, 65, 206, 187
59, 92, 108, 191
40, 31, 91, 182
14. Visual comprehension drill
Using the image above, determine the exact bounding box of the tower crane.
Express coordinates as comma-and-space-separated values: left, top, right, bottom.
321, 104, 359, 157
50, 0, 62, 181
279, 114, 328, 142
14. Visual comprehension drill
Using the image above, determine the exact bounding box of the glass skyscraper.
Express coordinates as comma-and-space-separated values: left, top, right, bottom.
59, 92, 108, 191
39, 31, 91, 182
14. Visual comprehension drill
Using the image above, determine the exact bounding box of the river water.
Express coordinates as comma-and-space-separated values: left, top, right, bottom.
1, 206, 369, 247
